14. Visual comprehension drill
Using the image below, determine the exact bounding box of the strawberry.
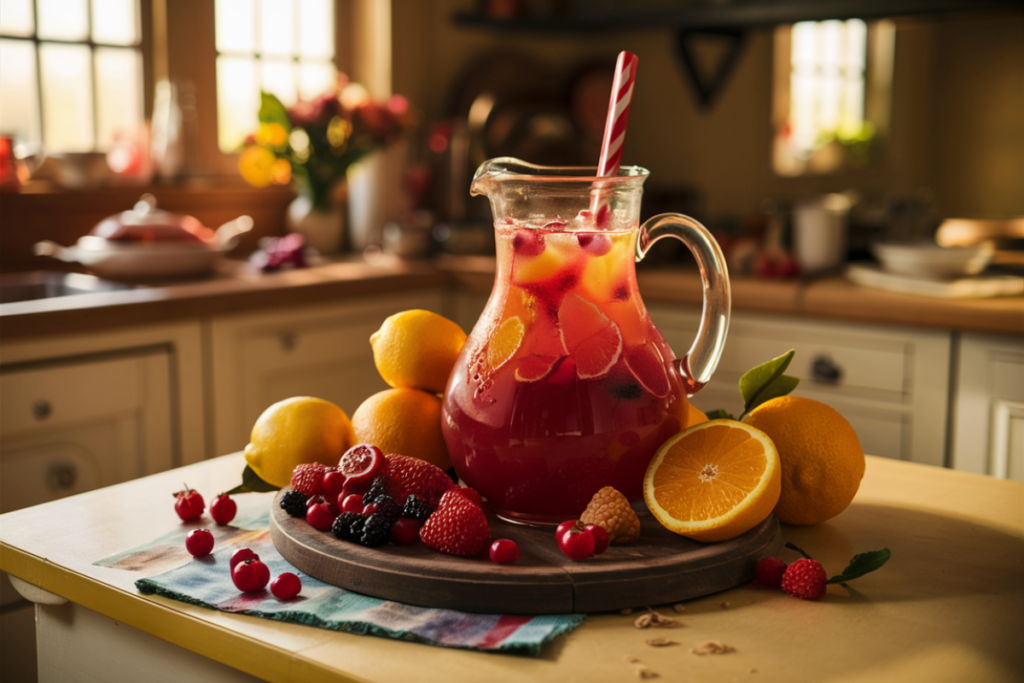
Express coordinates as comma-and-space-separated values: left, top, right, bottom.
419, 489, 491, 556
290, 463, 326, 497
382, 454, 456, 508
448, 486, 482, 508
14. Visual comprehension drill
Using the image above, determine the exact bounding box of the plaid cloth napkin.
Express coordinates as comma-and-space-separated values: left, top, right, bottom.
95, 493, 584, 655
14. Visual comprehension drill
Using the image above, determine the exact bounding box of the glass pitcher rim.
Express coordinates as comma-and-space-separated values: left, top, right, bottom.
472, 156, 650, 189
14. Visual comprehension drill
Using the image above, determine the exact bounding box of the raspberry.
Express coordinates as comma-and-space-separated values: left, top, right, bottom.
290, 463, 326, 497
332, 512, 364, 542
419, 489, 491, 556
402, 494, 430, 521
383, 454, 457, 508
754, 556, 788, 588
781, 558, 827, 600
280, 490, 309, 518
580, 486, 641, 544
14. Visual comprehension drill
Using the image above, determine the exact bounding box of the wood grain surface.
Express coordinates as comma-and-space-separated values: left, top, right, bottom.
270, 489, 784, 615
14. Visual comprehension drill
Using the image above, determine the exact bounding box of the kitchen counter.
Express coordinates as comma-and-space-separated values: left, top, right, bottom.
1, 453, 1021, 682
1, 256, 1021, 341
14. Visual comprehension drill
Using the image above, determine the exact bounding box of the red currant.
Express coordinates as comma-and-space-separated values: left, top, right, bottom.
556, 520, 579, 537
558, 526, 594, 561
185, 528, 214, 557
322, 470, 348, 502
306, 498, 336, 532
270, 572, 302, 600
389, 517, 421, 544
232, 559, 270, 592
340, 493, 365, 514
362, 501, 379, 516
585, 524, 610, 555
210, 493, 237, 525
489, 539, 519, 564
173, 485, 204, 521
229, 548, 259, 571
338, 444, 384, 488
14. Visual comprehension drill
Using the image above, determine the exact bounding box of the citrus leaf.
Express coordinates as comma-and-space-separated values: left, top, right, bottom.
705, 409, 735, 420
258, 91, 291, 131
827, 548, 891, 585
738, 349, 799, 418
225, 465, 280, 495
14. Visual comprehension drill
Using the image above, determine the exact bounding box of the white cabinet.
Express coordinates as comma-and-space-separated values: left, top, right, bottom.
649, 306, 952, 466
208, 290, 449, 456
951, 332, 1024, 481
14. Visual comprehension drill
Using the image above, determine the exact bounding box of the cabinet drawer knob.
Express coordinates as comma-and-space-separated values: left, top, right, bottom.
811, 355, 843, 384
32, 399, 52, 420
47, 462, 77, 491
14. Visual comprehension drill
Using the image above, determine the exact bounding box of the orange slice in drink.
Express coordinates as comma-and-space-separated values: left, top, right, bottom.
624, 342, 671, 398
514, 354, 561, 382
557, 293, 622, 379
643, 420, 781, 543
487, 316, 525, 370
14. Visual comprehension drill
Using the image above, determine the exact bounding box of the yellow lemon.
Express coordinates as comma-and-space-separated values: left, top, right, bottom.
744, 396, 865, 526
644, 420, 781, 543
243, 396, 355, 488
351, 387, 451, 470
370, 310, 467, 394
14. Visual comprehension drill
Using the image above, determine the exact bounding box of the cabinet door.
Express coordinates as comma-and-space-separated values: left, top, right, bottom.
209, 291, 448, 456
952, 332, 1024, 481
649, 307, 951, 466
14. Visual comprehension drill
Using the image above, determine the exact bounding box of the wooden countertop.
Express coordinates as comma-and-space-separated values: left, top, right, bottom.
2, 453, 1021, 683
1, 256, 1021, 341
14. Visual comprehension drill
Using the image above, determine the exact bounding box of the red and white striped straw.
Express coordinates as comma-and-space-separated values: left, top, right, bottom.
597, 51, 638, 178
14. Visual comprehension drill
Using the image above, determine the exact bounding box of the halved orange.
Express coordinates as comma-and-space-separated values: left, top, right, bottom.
643, 420, 781, 543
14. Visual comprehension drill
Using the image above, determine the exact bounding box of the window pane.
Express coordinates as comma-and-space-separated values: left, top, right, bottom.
40, 42, 94, 151
37, 0, 89, 41
0, 0, 35, 36
216, 0, 254, 53
95, 46, 141, 149
92, 0, 139, 46
298, 61, 335, 99
298, 0, 332, 59
259, 0, 293, 57
217, 56, 257, 151
0, 39, 41, 143
261, 58, 296, 105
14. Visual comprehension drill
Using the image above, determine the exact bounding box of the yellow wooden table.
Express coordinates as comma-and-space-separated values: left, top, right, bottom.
1, 453, 1022, 683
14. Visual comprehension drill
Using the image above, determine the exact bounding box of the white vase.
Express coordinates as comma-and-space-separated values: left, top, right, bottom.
347, 141, 410, 252
286, 194, 345, 254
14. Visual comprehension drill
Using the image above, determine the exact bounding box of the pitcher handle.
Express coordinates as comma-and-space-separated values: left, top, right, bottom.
636, 213, 731, 396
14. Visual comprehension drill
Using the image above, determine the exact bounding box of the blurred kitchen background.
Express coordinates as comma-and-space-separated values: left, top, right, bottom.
1, 2, 1022, 678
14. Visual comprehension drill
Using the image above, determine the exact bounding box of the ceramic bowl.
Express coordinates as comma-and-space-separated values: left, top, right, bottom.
872, 241, 995, 279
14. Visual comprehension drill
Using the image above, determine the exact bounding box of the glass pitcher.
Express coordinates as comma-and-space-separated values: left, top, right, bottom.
441, 158, 730, 526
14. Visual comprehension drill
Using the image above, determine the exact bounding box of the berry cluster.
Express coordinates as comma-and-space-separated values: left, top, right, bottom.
173, 485, 237, 526
229, 547, 302, 600
754, 556, 827, 600
281, 445, 518, 564
555, 520, 611, 561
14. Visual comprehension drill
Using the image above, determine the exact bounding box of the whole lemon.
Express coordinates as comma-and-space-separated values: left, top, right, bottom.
370, 310, 467, 394
744, 396, 865, 526
244, 396, 355, 488
351, 387, 451, 470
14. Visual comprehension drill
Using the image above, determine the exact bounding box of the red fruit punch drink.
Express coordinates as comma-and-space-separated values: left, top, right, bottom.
442, 159, 731, 526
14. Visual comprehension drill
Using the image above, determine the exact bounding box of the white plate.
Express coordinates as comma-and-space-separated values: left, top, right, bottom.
871, 241, 995, 279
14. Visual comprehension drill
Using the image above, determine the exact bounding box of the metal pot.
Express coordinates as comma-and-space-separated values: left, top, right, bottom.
35, 194, 253, 280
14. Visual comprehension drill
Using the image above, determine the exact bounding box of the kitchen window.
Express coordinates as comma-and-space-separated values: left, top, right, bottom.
773, 18, 895, 176
0, 0, 146, 154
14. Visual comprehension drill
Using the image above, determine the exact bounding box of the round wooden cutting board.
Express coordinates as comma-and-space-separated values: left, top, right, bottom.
270, 490, 785, 615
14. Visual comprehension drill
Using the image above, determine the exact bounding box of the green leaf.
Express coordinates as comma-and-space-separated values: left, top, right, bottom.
224, 464, 280, 495
258, 91, 291, 131
826, 548, 891, 585
738, 349, 800, 418
704, 409, 735, 420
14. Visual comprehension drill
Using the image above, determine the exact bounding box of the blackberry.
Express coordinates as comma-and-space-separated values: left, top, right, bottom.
402, 494, 430, 521
331, 511, 364, 542
362, 475, 388, 505
280, 490, 309, 518
360, 513, 393, 547
373, 494, 401, 523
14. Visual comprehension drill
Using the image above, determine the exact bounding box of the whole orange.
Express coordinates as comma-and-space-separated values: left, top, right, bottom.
744, 396, 865, 525
351, 387, 452, 470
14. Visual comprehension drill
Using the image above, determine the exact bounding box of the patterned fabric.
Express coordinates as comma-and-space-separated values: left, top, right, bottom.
96, 494, 583, 654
